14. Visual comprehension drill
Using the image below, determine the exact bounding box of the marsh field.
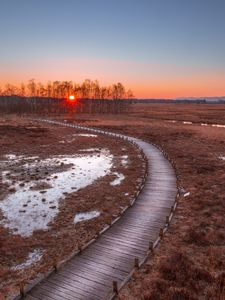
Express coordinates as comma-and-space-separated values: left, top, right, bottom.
57, 103, 225, 299
0, 102, 225, 299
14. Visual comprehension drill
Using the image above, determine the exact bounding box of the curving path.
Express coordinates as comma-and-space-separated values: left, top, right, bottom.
23, 120, 177, 300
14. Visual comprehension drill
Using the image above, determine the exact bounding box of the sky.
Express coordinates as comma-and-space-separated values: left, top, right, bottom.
0, 0, 225, 98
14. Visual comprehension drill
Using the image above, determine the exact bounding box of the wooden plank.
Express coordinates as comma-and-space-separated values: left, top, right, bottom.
52, 269, 109, 292
32, 286, 80, 300
96, 236, 146, 253
70, 256, 129, 278
82, 252, 133, 273
30, 286, 65, 300
49, 272, 108, 297
24, 295, 40, 300
120, 215, 165, 225
113, 224, 158, 236
65, 260, 124, 282
103, 230, 151, 245
85, 247, 133, 266
115, 219, 162, 231
35, 282, 81, 300
63, 266, 113, 287
90, 243, 136, 260
100, 235, 149, 250
91, 242, 143, 259
45, 277, 100, 299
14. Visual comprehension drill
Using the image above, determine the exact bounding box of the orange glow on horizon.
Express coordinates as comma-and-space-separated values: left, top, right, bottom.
1, 57, 225, 99
0, 74, 225, 99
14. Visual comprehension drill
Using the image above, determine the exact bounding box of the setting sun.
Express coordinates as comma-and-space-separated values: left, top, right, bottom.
69, 95, 75, 101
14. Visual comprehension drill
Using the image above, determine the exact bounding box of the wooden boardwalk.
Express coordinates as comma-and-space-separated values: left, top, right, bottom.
24, 120, 177, 300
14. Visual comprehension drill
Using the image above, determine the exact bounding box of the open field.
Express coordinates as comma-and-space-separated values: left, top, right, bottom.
0, 102, 225, 299
130, 103, 225, 125
56, 103, 225, 299
0, 117, 145, 299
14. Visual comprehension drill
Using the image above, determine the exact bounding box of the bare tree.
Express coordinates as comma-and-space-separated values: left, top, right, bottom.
27, 79, 36, 97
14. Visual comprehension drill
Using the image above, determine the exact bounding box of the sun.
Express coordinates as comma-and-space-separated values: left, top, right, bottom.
69, 95, 75, 101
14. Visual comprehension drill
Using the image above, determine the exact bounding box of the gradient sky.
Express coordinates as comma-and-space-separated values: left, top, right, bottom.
0, 0, 225, 98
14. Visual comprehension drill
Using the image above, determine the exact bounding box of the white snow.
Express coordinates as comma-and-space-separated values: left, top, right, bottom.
201, 123, 225, 128
12, 249, 43, 270
110, 172, 125, 186
219, 156, 225, 161
3, 154, 24, 161
212, 124, 225, 128
166, 120, 177, 123
121, 155, 128, 166
79, 148, 100, 152
73, 133, 98, 137
183, 121, 192, 125
184, 192, 190, 197
74, 211, 100, 224
0, 150, 113, 237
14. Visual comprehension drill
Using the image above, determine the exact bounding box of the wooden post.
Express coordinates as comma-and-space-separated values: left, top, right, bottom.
54, 263, 58, 272
20, 283, 25, 296
159, 228, 164, 239
134, 258, 139, 269
78, 244, 82, 253
149, 241, 154, 253
166, 216, 169, 225
113, 280, 118, 294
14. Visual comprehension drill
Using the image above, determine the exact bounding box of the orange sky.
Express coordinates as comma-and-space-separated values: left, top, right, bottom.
1, 58, 225, 98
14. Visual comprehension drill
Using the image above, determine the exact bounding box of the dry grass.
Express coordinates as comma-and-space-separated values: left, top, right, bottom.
68, 103, 225, 300
0, 116, 145, 299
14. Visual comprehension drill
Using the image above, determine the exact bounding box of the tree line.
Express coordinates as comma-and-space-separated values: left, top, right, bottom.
0, 79, 134, 115
0, 79, 134, 100
0, 96, 132, 115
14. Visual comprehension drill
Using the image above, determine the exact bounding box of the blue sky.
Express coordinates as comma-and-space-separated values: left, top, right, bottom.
0, 0, 225, 97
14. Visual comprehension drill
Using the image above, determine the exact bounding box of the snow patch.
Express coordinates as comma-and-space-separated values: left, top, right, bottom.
166, 120, 177, 123
12, 249, 43, 270
110, 172, 125, 186
121, 155, 128, 166
4, 154, 21, 160
0, 151, 113, 236
212, 124, 225, 128
73, 133, 98, 137
74, 211, 100, 224
183, 121, 192, 125
79, 148, 100, 152
184, 192, 190, 197
219, 156, 225, 161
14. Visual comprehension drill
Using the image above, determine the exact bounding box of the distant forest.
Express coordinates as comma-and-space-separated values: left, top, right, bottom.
0, 79, 134, 115
0, 79, 134, 100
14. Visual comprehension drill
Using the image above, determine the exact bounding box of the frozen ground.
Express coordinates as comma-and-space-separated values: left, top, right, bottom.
0, 150, 113, 236
12, 249, 43, 271
110, 172, 125, 186
74, 211, 101, 223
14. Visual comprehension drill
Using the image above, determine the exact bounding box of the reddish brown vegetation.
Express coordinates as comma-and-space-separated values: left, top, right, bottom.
0, 117, 145, 299
1, 103, 225, 299
67, 103, 225, 300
